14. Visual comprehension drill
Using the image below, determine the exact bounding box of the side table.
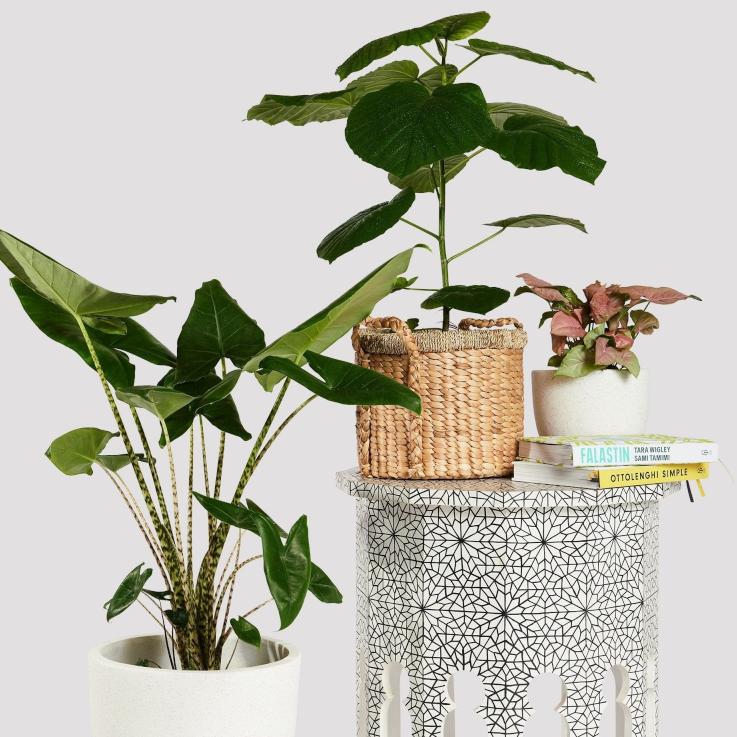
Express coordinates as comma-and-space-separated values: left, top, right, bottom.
337, 469, 681, 737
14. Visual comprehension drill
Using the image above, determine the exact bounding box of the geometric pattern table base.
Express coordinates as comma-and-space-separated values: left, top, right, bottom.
337, 470, 682, 737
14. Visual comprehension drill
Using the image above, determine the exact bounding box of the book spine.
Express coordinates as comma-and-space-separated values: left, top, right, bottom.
572, 443, 718, 467
597, 463, 710, 489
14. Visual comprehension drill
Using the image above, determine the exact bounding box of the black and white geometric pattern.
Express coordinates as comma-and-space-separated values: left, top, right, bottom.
337, 470, 681, 737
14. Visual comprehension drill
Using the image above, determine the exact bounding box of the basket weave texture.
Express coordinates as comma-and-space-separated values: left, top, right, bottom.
352, 316, 528, 480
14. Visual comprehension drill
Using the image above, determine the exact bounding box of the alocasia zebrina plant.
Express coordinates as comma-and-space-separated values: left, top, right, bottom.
248, 10, 605, 330
0, 229, 421, 670
516, 273, 701, 377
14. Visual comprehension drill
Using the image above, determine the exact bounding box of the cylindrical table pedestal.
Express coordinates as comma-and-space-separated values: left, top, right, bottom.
337, 469, 681, 737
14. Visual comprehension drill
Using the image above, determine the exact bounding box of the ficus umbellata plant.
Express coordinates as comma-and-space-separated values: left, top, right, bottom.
516, 273, 701, 377
248, 10, 605, 330
0, 229, 421, 670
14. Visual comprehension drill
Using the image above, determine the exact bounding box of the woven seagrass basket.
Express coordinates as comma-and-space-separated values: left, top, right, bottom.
352, 316, 528, 480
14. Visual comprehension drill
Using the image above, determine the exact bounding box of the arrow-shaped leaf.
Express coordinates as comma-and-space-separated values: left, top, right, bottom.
230, 617, 261, 647
0, 230, 174, 318
261, 351, 421, 414
46, 427, 117, 476
104, 564, 152, 621
421, 285, 510, 315
116, 386, 195, 421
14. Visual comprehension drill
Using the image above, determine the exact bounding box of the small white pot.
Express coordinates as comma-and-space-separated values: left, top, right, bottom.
532, 368, 649, 437
89, 635, 300, 737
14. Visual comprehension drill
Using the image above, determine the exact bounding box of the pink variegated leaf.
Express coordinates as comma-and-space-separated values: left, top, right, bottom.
619, 350, 641, 376
620, 285, 697, 305
551, 334, 568, 355
594, 336, 619, 366
516, 273, 566, 303
589, 288, 625, 323
631, 309, 659, 335
607, 330, 634, 350
551, 308, 586, 338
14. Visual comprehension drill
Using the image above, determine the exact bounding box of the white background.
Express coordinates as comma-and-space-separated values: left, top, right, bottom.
0, 1, 734, 734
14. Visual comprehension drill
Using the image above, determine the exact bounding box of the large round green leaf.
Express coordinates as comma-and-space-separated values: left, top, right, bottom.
317, 189, 415, 263
463, 39, 595, 81
335, 12, 491, 80
487, 214, 587, 232
248, 61, 419, 127
485, 112, 606, 184
421, 285, 511, 314
346, 82, 495, 177
388, 154, 469, 193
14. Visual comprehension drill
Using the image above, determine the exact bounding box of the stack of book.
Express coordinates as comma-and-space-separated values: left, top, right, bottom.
514, 435, 718, 495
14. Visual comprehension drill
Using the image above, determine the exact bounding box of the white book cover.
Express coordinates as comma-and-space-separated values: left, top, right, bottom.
519, 434, 718, 467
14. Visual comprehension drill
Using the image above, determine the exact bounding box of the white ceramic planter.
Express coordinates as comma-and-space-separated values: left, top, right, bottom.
532, 368, 649, 437
89, 635, 300, 737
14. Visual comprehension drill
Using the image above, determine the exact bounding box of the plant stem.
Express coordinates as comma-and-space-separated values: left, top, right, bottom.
75, 318, 184, 601
457, 55, 482, 76
438, 158, 450, 330
130, 408, 173, 538
187, 426, 194, 584
447, 228, 505, 263
400, 217, 439, 240
160, 421, 187, 581
254, 394, 317, 469
419, 45, 441, 66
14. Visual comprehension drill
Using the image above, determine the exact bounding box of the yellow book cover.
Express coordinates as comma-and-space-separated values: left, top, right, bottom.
596, 463, 709, 489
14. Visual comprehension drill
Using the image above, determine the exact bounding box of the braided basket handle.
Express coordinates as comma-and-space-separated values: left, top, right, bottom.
459, 316, 525, 331
352, 316, 423, 478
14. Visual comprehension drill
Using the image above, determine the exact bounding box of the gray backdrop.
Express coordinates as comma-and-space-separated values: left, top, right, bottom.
1, 1, 734, 735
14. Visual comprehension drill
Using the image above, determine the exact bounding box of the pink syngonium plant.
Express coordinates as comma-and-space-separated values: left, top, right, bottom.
516, 274, 700, 377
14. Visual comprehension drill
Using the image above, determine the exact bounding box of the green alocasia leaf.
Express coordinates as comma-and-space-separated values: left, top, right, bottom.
143, 589, 172, 601
175, 280, 264, 383
46, 427, 117, 476
388, 154, 469, 193
418, 64, 459, 90
307, 564, 343, 604
346, 82, 495, 177
113, 319, 176, 367
11, 279, 136, 389
335, 12, 491, 80
0, 230, 174, 318
261, 351, 421, 414
245, 247, 417, 390
96, 453, 146, 472
231, 617, 261, 647
116, 386, 195, 421
421, 285, 510, 315
463, 39, 595, 81
555, 344, 601, 378
194, 495, 341, 604
317, 189, 415, 263
248, 61, 420, 127
82, 315, 127, 335
256, 515, 311, 630
159, 370, 250, 443
104, 564, 152, 621
485, 112, 606, 184
164, 609, 189, 628
487, 214, 587, 232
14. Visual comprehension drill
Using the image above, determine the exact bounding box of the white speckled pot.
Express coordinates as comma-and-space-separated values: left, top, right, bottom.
532, 368, 649, 437
89, 635, 300, 737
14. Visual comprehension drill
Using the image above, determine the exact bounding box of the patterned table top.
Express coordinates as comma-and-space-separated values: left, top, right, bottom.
336, 468, 682, 510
